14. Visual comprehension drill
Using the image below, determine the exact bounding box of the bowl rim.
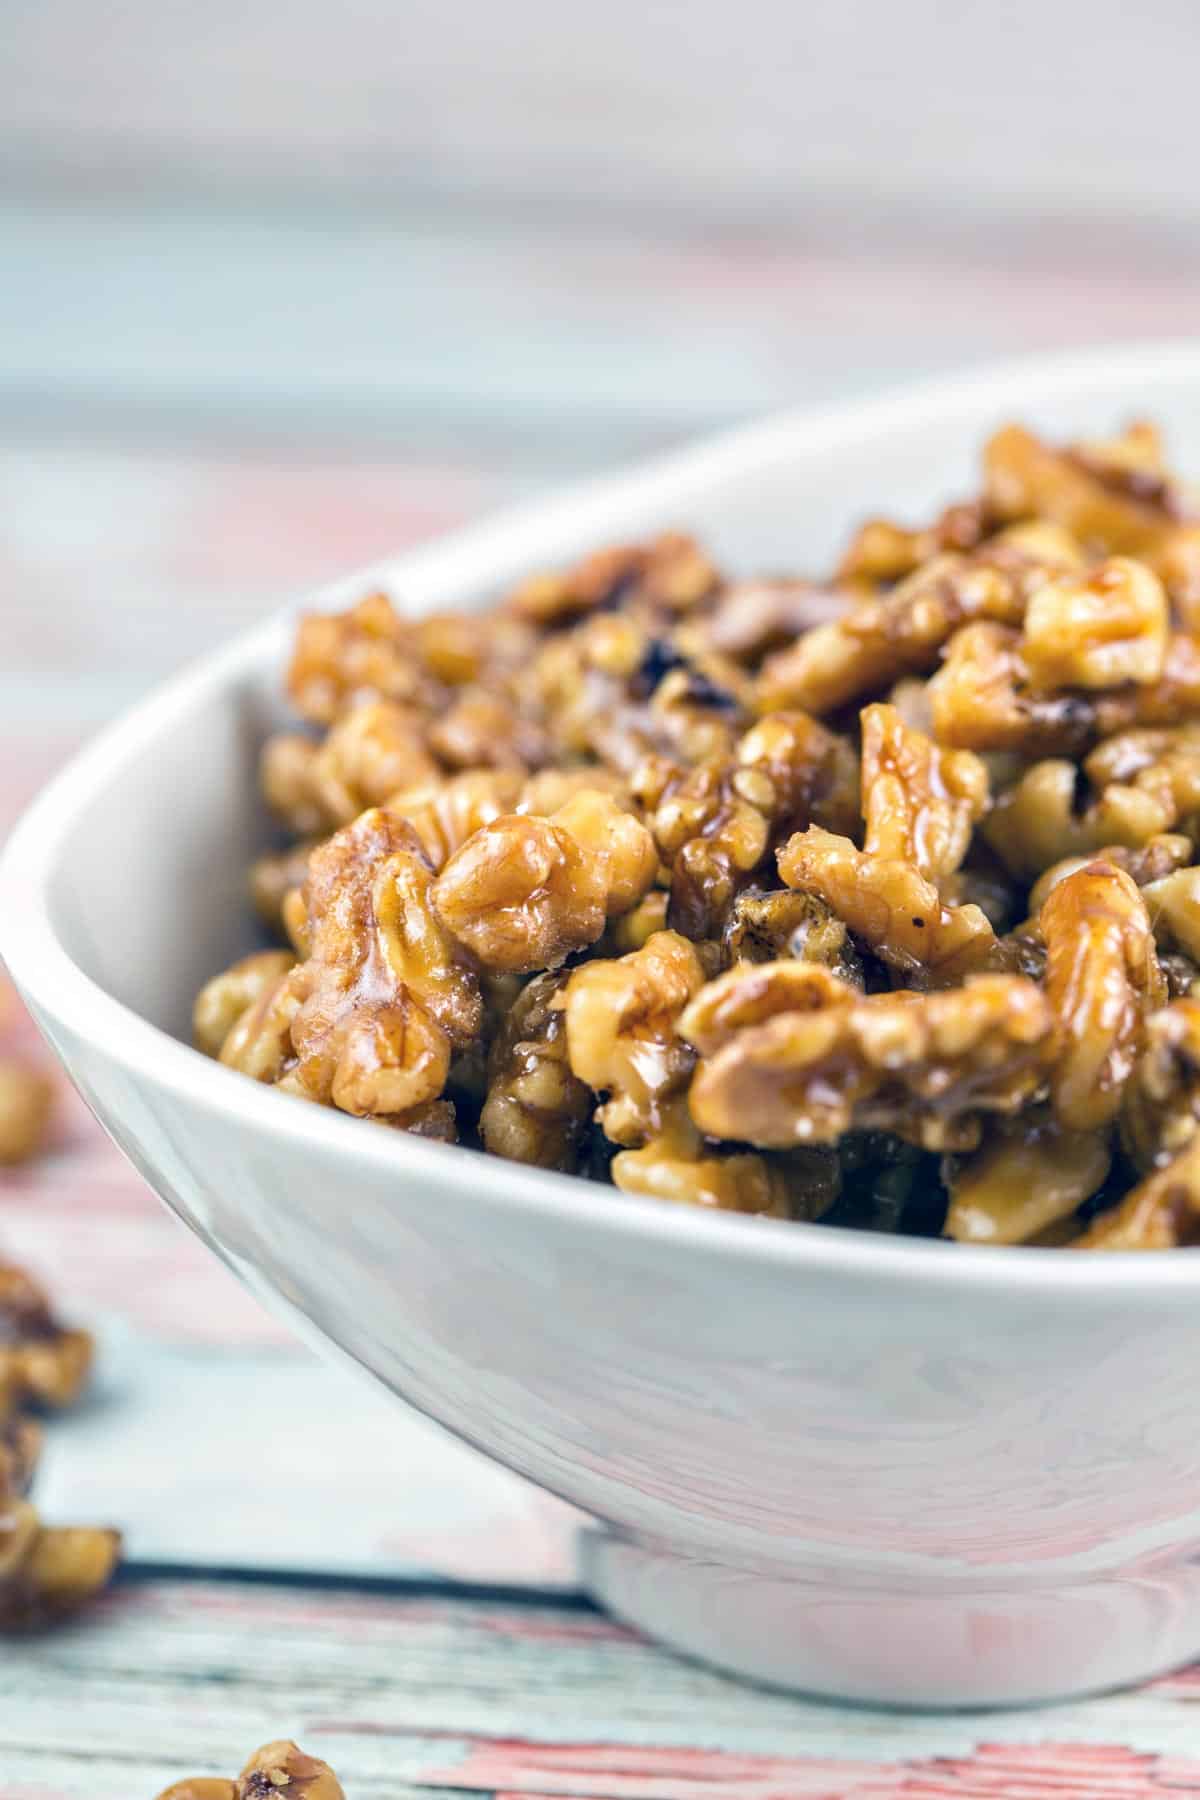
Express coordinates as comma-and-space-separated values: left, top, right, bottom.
7, 337, 1200, 1298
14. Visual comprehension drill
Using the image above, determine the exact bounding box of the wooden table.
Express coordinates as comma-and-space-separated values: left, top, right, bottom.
6, 215, 1200, 1791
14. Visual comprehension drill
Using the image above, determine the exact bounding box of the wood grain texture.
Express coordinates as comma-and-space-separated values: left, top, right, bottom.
7, 1576, 1200, 1799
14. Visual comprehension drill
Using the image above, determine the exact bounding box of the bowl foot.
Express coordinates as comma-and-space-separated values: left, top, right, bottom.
581, 1529, 1200, 1707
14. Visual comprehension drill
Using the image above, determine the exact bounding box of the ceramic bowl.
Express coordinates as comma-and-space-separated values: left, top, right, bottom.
5, 343, 1200, 1708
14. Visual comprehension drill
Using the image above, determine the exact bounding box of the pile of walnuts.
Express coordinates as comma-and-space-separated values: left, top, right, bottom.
196, 420, 1200, 1248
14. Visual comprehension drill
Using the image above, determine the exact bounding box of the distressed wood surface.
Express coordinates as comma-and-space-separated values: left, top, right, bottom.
7, 1576, 1200, 1799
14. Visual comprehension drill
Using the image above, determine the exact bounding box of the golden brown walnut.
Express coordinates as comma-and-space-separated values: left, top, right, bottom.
1091, 632, 1200, 736
427, 687, 549, 772
289, 808, 481, 1115
1120, 998, 1200, 1173
944, 1110, 1112, 1245
599, 888, 671, 956
0, 1059, 54, 1166
687, 973, 1054, 1152
0, 1499, 120, 1632
721, 886, 864, 984
0, 1263, 93, 1410
250, 839, 321, 933
860, 702, 989, 881
692, 579, 848, 662
1040, 861, 1166, 1131
1144, 865, 1200, 961
1019, 557, 1168, 691
1075, 1135, 1200, 1249
986, 722, 1200, 880
984, 421, 1196, 557
0, 1386, 42, 1498
561, 931, 706, 1145
756, 548, 1034, 716
432, 792, 657, 973
779, 826, 996, 982
194, 951, 296, 1059
509, 531, 719, 625
288, 591, 443, 725
517, 765, 630, 816
261, 701, 439, 835
612, 1098, 793, 1218
234, 1741, 345, 1800
678, 959, 855, 1056
1026, 834, 1194, 916
155, 1783, 237, 1800
480, 971, 592, 1171
387, 769, 524, 869
928, 622, 1097, 756
217, 969, 304, 1087
836, 499, 989, 586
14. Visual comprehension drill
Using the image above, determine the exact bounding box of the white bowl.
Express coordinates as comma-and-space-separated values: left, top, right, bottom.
6, 342, 1200, 1709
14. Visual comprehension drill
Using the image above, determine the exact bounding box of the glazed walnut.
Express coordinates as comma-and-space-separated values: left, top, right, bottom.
1120, 998, 1200, 1173
194, 951, 296, 1059
155, 1742, 345, 1800
562, 931, 706, 1144
859, 702, 988, 882
480, 971, 592, 1171
0, 1060, 54, 1166
1040, 861, 1166, 1131
612, 1098, 793, 1218
0, 1263, 92, 1411
0, 1500, 121, 1632
1075, 1135, 1200, 1249
288, 591, 443, 725
387, 769, 524, 869
261, 700, 439, 835
686, 972, 1054, 1152
432, 791, 657, 973
1019, 557, 1168, 691
509, 531, 719, 625
944, 1110, 1112, 1245
289, 808, 481, 1116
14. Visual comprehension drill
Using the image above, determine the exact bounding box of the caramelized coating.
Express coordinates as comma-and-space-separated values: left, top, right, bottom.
290, 809, 481, 1116
0, 1499, 120, 1632
480, 972, 591, 1171
612, 1098, 793, 1218
687, 971, 1053, 1152
288, 591, 442, 724
1120, 998, 1200, 1172
1075, 1135, 1200, 1249
0, 1264, 92, 1411
1040, 862, 1166, 1131
194, 950, 296, 1059
945, 1110, 1112, 1245
155, 1742, 345, 1800
0, 1060, 54, 1166
860, 703, 988, 881
757, 547, 1037, 716
509, 531, 719, 625
1028, 834, 1194, 916
1020, 557, 1168, 690
1145, 864, 1200, 961
929, 622, 1097, 756
433, 792, 657, 973
262, 701, 439, 835
562, 932, 706, 1145
779, 827, 996, 982
387, 769, 524, 869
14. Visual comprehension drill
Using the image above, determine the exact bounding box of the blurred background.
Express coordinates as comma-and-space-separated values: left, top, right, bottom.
3, 0, 1200, 1582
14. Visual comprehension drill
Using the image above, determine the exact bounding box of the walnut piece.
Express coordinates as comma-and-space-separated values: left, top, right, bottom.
0, 1059, 54, 1166
432, 791, 657, 973
945, 1110, 1112, 1245
0, 1263, 92, 1411
261, 700, 439, 835
288, 591, 443, 725
562, 931, 706, 1145
480, 972, 592, 1171
0, 1499, 120, 1632
686, 970, 1053, 1152
1019, 557, 1168, 691
1040, 861, 1165, 1131
1075, 1135, 1200, 1249
1120, 998, 1200, 1173
194, 951, 296, 1059
612, 1098, 794, 1218
155, 1742, 345, 1800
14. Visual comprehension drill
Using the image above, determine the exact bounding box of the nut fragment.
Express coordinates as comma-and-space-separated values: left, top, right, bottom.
1120, 998, 1200, 1172
194, 951, 296, 1059
945, 1110, 1112, 1245
433, 792, 657, 973
1040, 861, 1166, 1131
509, 531, 719, 625
155, 1743, 345, 1800
0, 1498, 120, 1631
860, 702, 988, 881
562, 932, 706, 1144
0, 1263, 92, 1411
1020, 557, 1168, 691
480, 972, 592, 1171
687, 973, 1053, 1152
1075, 1135, 1200, 1249
612, 1098, 794, 1217
0, 1059, 54, 1166
262, 701, 439, 834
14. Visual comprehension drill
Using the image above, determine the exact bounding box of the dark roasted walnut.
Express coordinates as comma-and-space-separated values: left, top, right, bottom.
480, 972, 592, 1171
0, 1264, 92, 1411
0, 1499, 120, 1632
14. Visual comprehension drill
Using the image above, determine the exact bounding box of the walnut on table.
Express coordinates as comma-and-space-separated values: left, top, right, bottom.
0, 1498, 120, 1632
0, 1059, 55, 1166
155, 1741, 345, 1800
1039, 861, 1165, 1132
0, 1262, 92, 1411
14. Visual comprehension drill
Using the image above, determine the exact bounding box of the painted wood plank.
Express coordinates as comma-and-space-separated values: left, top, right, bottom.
6, 1577, 1200, 1799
